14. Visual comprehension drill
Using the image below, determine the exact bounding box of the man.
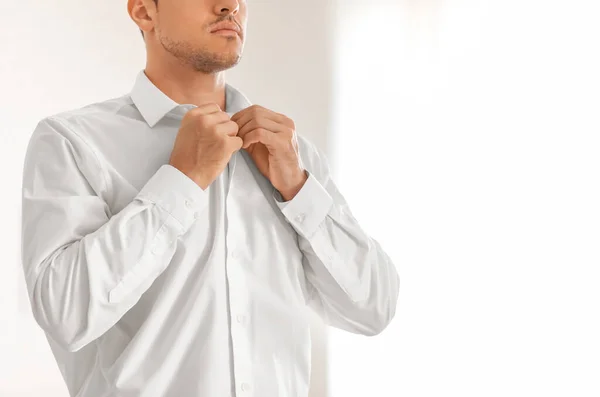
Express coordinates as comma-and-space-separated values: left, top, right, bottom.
20, 0, 400, 396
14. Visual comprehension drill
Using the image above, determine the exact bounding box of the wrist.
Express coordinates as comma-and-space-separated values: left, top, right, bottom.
279, 170, 308, 201
172, 164, 211, 191
190, 173, 211, 190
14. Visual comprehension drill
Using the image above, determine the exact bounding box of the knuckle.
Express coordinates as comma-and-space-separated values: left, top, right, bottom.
183, 108, 201, 122
284, 117, 295, 130
209, 123, 222, 136
201, 102, 220, 111
251, 106, 262, 116
228, 121, 240, 134
198, 117, 211, 130
214, 120, 238, 136
213, 123, 225, 135
187, 107, 202, 115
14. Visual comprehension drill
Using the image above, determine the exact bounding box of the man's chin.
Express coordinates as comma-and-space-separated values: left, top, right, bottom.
217, 53, 243, 69
192, 55, 242, 73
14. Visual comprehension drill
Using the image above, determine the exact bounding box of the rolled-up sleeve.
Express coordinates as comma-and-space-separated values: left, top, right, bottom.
21, 117, 208, 352
273, 139, 400, 336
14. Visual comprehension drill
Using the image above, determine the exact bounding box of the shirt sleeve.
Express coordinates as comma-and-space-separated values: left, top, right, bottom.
20, 117, 208, 352
272, 140, 400, 336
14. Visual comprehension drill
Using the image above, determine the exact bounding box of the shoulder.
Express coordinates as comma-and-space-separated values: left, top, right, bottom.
25, 96, 129, 183
29, 94, 132, 152
44, 94, 131, 126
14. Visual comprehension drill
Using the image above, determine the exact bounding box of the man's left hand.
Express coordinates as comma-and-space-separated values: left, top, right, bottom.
231, 105, 308, 201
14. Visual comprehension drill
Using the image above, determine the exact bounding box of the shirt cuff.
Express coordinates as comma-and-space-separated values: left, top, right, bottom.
136, 164, 209, 234
273, 170, 334, 239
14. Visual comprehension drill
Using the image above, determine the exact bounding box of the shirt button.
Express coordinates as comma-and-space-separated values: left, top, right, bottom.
185, 199, 192, 209
236, 314, 246, 324
241, 383, 251, 392
194, 212, 201, 219
230, 250, 238, 259
295, 213, 306, 223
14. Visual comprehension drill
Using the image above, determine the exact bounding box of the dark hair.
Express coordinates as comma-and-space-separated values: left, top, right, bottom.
140, 0, 159, 38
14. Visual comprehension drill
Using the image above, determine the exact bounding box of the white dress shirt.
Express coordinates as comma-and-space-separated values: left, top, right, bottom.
20, 70, 400, 397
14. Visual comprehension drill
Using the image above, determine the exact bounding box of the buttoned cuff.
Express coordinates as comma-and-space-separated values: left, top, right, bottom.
273, 170, 334, 239
137, 164, 209, 234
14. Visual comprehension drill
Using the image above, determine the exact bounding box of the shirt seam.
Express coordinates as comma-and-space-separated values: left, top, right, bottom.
137, 195, 187, 232
49, 116, 110, 198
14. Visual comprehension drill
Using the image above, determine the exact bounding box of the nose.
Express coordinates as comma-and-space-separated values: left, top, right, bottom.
215, 0, 240, 16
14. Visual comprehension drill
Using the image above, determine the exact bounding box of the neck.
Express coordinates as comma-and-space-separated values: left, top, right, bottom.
144, 58, 227, 110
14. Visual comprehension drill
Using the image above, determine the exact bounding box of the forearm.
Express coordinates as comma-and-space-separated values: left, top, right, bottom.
275, 169, 400, 334
23, 165, 207, 352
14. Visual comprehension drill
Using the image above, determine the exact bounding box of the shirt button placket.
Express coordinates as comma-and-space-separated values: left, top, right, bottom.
226, 178, 253, 397
227, 246, 253, 396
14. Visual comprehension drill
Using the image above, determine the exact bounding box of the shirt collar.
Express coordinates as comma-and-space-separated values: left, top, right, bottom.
130, 70, 252, 128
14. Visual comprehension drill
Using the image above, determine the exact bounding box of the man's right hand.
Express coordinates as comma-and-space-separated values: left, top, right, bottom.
169, 103, 243, 190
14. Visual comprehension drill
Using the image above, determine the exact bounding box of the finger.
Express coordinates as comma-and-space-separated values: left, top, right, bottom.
274, 112, 296, 130
231, 105, 289, 129
215, 120, 240, 137
203, 111, 231, 126
228, 136, 244, 151
234, 112, 289, 140
230, 105, 260, 122
237, 117, 291, 139
236, 110, 289, 130
241, 128, 282, 149
230, 108, 259, 132
188, 102, 222, 116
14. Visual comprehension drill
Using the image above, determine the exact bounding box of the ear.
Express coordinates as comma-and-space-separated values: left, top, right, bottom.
128, 0, 157, 37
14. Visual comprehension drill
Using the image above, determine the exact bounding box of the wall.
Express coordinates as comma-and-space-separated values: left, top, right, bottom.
329, 1, 600, 396
0, 1, 334, 395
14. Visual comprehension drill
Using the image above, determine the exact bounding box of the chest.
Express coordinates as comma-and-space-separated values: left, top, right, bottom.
103, 145, 308, 304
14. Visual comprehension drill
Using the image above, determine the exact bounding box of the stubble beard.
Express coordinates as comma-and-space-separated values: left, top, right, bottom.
158, 32, 242, 74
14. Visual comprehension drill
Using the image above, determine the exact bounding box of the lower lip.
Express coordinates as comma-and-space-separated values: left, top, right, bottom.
212, 29, 239, 37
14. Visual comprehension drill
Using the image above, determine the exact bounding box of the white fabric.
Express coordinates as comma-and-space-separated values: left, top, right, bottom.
20, 70, 400, 397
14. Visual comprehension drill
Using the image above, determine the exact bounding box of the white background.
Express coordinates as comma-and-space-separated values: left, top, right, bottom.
2, 0, 600, 396
329, 1, 600, 396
